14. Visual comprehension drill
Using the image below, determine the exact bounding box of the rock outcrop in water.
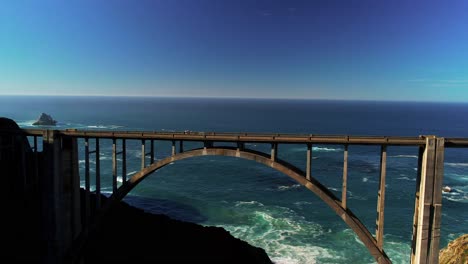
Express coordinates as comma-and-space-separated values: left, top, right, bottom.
32, 113, 57, 126
439, 234, 468, 264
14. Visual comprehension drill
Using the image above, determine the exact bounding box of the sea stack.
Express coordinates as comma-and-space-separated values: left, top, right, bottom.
32, 113, 57, 126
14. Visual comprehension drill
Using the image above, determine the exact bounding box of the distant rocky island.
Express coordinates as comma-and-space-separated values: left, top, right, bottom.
32, 113, 57, 126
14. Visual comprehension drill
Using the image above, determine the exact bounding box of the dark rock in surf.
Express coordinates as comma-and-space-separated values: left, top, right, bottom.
32, 113, 57, 126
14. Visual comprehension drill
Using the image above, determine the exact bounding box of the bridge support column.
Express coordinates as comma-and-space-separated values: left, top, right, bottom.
411, 137, 445, 264
42, 131, 81, 264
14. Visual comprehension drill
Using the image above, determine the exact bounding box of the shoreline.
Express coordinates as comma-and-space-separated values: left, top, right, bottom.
82, 190, 272, 263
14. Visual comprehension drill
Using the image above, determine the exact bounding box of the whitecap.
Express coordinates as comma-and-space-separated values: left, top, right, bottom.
235, 201, 264, 207
397, 176, 416, 181
293, 201, 313, 206
312, 146, 341, 152
17, 120, 36, 127
216, 208, 333, 264
442, 187, 468, 203
277, 184, 301, 191
389, 155, 418, 159
445, 162, 468, 167
289, 146, 341, 153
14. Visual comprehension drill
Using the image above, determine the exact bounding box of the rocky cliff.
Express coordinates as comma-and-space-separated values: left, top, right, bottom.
439, 234, 468, 264
82, 192, 272, 263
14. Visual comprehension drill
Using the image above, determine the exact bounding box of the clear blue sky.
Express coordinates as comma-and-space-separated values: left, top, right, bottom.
1, 0, 467, 101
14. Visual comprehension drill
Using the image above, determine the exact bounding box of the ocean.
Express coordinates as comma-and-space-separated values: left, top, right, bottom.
1, 96, 467, 263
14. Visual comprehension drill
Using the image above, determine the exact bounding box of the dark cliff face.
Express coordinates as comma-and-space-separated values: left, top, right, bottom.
83, 192, 272, 264
0, 118, 42, 262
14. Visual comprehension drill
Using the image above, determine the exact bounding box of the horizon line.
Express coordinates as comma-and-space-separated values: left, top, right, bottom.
1, 93, 467, 104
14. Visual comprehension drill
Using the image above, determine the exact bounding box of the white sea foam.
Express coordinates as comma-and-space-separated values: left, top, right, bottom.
347, 190, 367, 201
87, 124, 124, 129
312, 146, 341, 152
397, 176, 416, 181
362, 177, 368, 182
445, 162, 468, 167
277, 184, 301, 191
17, 120, 36, 127
293, 201, 313, 206
126, 170, 137, 176
290, 146, 341, 153
218, 208, 334, 264
235, 201, 264, 207
442, 186, 468, 203
79, 159, 97, 164
389, 155, 418, 159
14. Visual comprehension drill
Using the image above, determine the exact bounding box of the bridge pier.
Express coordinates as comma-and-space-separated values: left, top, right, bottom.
411, 137, 445, 264
42, 131, 81, 264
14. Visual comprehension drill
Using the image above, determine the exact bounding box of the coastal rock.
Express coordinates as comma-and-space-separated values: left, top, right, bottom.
83, 191, 272, 264
32, 113, 57, 126
439, 234, 468, 264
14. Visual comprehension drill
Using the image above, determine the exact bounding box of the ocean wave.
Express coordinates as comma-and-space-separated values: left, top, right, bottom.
442, 186, 468, 203
290, 146, 341, 153
270, 245, 334, 264
445, 162, 468, 167
79, 159, 97, 165
347, 190, 367, 201
444, 196, 468, 203
277, 184, 301, 191
18, 119, 124, 130
313, 146, 341, 152
444, 173, 468, 182
381, 240, 411, 264
397, 176, 416, 181
235, 201, 264, 207
17, 120, 36, 127
86, 125, 124, 129
293, 201, 313, 206
218, 208, 333, 264
389, 155, 418, 159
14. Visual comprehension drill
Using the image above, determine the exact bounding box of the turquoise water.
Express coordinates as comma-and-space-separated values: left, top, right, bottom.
2, 96, 467, 263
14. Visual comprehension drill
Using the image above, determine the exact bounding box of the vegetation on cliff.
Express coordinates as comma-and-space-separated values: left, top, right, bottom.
439, 234, 468, 264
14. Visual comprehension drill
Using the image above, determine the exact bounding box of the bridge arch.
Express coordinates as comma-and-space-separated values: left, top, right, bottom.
108, 147, 390, 263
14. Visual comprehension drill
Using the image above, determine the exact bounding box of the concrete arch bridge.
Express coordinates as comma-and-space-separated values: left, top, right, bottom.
2, 126, 466, 263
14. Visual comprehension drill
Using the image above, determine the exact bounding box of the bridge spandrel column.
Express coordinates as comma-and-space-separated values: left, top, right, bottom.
41, 132, 82, 264
428, 138, 445, 264
411, 136, 436, 264
41, 130, 63, 264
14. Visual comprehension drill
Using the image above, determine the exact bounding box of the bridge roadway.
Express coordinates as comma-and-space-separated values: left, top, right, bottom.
4, 127, 468, 263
